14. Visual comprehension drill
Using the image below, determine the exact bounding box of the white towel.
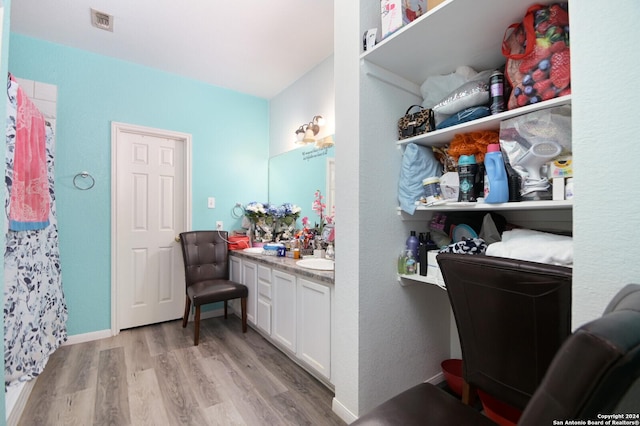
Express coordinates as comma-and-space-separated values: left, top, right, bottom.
486, 228, 573, 266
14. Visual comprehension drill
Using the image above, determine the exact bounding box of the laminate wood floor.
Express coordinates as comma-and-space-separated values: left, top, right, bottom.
18, 316, 346, 426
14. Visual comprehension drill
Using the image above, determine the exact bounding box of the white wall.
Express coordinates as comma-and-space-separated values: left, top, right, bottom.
333, 1, 451, 422
571, 0, 640, 327
269, 55, 335, 157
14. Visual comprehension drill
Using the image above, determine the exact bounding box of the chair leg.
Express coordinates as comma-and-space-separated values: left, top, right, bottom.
194, 305, 201, 346
182, 296, 191, 328
224, 300, 228, 319
462, 380, 477, 405
241, 297, 247, 333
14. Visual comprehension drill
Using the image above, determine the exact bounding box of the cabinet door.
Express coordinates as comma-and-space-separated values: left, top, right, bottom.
229, 256, 241, 283
256, 265, 272, 335
257, 298, 272, 335
228, 256, 242, 313
241, 260, 258, 325
297, 278, 331, 380
272, 270, 297, 353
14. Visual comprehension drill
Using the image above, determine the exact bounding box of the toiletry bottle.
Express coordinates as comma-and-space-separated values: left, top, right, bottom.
458, 154, 478, 202
406, 231, 419, 259
397, 250, 408, 275
484, 144, 509, 204
404, 251, 417, 275
326, 244, 335, 260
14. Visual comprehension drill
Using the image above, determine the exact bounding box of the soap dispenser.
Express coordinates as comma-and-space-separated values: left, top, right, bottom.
326, 244, 335, 260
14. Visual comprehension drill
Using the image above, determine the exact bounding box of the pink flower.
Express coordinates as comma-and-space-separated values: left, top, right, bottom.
302, 216, 309, 226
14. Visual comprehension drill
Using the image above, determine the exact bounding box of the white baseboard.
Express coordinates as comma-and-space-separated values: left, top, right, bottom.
6, 379, 36, 426
63, 329, 112, 346
426, 371, 445, 385
332, 397, 357, 424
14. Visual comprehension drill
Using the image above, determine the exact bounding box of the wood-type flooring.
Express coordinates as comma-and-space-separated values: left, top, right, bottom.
18, 316, 346, 426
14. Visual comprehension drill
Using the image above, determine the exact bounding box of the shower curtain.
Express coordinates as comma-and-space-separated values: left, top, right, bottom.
4, 75, 68, 387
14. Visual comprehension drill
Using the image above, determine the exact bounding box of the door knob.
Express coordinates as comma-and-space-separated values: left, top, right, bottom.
175, 235, 181, 242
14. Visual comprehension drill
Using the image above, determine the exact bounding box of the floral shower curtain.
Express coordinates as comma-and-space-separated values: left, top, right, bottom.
4, 75, 68, 387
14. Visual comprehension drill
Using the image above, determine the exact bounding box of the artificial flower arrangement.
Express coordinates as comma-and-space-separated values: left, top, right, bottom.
244, 201, 301, 243
296, 190, 335, 250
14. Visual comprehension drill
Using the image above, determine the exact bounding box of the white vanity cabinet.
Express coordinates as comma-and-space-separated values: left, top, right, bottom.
297, 277, 332, 380
229, 255, 241, 283
256, 264, 273, 335
229, 252, 334, 386
272, 269, 297, 353
241, 260, 258, 325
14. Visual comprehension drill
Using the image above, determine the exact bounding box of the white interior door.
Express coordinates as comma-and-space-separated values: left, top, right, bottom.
112, 122, 191, 331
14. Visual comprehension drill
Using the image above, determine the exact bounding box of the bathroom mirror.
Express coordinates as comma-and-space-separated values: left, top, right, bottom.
268, 143, 335, 221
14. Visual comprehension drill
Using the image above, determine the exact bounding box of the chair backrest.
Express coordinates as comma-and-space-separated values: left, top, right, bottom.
519, 284, 640, 425
179, 231, 230, 288
436, 253, 573, 410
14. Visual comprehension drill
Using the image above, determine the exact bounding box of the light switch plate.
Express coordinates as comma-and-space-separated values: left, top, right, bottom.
207, 197, 215, 208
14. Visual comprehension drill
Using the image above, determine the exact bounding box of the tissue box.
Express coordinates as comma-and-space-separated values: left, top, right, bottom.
427, 250, 445, 286
381, 0, 426, 39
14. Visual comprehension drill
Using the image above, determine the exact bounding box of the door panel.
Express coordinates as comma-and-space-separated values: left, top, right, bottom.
113, 123, 191, 331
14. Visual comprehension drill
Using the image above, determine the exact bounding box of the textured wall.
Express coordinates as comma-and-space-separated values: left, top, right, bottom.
570, 1, 640, 328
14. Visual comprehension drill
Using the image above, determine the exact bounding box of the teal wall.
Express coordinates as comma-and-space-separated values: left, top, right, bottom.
8, 34, 269, 336
1, 1, 11, 421
269, 145, 335, 222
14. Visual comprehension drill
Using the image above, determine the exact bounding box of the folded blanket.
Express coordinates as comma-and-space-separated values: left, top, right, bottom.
486, 228, 573, 266
9, 78, 50, 231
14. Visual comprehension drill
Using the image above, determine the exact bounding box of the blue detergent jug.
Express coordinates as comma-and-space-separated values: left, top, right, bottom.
484, 144, 509, 204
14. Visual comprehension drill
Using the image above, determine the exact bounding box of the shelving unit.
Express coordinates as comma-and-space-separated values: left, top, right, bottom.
395, 96, 571, 148
362, 0, 573, 295
362, 0, 571, 217
398, 273, 446, 289
399, 200, 573, 218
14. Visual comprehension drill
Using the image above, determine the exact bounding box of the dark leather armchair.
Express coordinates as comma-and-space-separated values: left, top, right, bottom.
437, 253, 573, 411
352, 283, 640, 425
179, 231, 248, 345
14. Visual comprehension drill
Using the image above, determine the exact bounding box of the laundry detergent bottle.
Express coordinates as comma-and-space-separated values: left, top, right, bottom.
484, 144, 509, 204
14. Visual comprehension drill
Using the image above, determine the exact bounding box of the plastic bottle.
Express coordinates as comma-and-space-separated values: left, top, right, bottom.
397, 250, 408, 274
484, 144, 509, 204
457, 155, 478, 202
406, 231, 419, 259
404, 251, 417, 275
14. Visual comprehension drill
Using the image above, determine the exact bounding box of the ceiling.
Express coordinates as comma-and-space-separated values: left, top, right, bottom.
9, 0, 334, 99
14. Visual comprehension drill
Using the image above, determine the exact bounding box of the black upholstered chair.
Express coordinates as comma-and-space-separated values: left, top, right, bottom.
437, 253, 573, 412
352, 283, 640, 425
179, 231, 248, 345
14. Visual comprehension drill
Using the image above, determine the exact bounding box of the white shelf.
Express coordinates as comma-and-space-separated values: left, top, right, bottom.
398, 273, 446, 290
396, 96, 572, 148
362, 0, 558, 86
400, 200, 573, 216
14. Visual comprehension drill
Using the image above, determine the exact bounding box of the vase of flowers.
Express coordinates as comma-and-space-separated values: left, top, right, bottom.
296, 190, 335, 252
244, 201, 270, 244
275, 203, 301, 242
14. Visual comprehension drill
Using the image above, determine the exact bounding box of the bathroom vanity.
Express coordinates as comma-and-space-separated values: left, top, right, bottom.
229, 250, 335, 388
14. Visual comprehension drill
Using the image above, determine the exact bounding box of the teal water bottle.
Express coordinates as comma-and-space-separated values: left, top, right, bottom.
484, 144, 509, 204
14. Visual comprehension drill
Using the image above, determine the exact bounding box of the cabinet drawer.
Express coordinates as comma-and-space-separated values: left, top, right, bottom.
258, 281, 272, 299
258, 265, 271, 282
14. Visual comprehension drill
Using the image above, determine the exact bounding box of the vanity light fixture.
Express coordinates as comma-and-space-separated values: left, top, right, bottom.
294, 115, 325, 145
295, 125, 306, 142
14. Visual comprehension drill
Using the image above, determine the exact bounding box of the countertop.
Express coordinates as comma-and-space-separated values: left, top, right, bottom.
229, 250, 335, 285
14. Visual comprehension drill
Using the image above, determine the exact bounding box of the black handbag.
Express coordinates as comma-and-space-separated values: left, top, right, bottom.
397, 105, 435, 140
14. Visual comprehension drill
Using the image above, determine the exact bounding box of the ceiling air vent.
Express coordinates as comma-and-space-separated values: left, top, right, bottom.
91, 8, 113, 32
